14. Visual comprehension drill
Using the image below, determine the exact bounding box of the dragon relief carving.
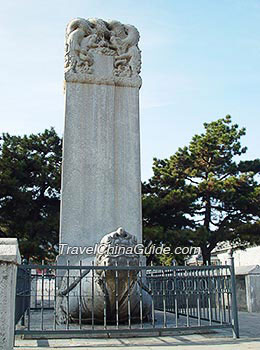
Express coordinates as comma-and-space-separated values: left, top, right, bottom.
65, 17, 141, 80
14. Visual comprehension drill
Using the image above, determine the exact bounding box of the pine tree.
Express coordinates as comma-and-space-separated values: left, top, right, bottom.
143, 116, 260, 264
0, 128, 62, 262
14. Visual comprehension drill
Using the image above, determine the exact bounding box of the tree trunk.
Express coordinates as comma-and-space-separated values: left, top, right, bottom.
201, 246, 211, 265
146, 252, 155, 265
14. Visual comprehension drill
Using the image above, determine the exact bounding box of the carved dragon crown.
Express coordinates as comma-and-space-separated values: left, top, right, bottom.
64, 18, 142, 88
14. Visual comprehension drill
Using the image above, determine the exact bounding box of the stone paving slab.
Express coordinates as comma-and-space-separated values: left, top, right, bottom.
17, 309, 207, 332
13, 339, 260, 350
14, 312, 260, 349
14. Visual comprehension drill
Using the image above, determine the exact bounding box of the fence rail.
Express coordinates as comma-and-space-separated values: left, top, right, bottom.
15, 262, 239, 338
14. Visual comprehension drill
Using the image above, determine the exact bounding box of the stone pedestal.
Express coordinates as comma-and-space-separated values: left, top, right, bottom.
58, 18, 142, 265
0, 238, 21, 350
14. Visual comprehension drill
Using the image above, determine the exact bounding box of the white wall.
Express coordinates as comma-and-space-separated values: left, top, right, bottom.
217, 246, 260, 267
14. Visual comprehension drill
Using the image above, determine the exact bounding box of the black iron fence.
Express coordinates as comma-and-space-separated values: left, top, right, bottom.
148, 266, 233, 325
15, 261, 239, 338
30, 268, 55, 310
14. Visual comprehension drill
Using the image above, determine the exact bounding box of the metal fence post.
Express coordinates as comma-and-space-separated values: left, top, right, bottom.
228, 249, 239, 338
21, 259, 27, 326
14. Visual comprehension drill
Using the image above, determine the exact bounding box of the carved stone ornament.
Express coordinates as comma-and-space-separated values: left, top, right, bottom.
64, 18, 142, 88
56, 228, 152, 324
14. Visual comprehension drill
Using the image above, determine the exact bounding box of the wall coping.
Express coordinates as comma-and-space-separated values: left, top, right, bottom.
0, 238, 21, 264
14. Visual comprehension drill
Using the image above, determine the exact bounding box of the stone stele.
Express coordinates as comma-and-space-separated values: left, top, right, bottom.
58, 18, 142, 265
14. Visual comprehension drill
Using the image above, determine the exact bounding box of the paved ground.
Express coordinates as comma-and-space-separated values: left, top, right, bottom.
14, 311, 260, 349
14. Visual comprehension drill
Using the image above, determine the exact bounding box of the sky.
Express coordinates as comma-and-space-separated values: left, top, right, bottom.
1, 0, 260, 180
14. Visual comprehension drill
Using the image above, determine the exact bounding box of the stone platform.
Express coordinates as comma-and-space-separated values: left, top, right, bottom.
16, 309, 211, 335
14, 312, 260, 349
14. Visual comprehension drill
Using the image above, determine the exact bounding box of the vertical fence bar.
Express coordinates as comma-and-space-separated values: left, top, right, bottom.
190, 270, 194, 318
175, 269, 178, 327
186, 272, 190, 327
127, 261, 131, 329
196, 269, 201, 326
41, 267, 44, 330
103, 262, 107, 330
207, 268, 212, 326
79, 261, 82, 329
162, 268, 167, 328
200, 269, 205, 320
34, 273, 37, 309
213, 268, 218, 322
229, 250, 239, 338
48, 275, 51, 308
27, 267, 31, 331
205, 267, 209, 320
216, 268, 223, 324
53, 268, 57, 330
91, 261, 94, 330
221, 267, 227, 323
115, 261, 119, 329
66, 261, 70, 330
226, 264, 231, 324
139, 262, 143, 328
151, 267, 155, 328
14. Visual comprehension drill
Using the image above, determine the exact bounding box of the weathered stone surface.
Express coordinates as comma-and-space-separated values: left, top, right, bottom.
56, 228, 152, 324
0, 238, 21, 263
64, 18, 142, 88
0, 238, 21, 350
59, 18, 142, 265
